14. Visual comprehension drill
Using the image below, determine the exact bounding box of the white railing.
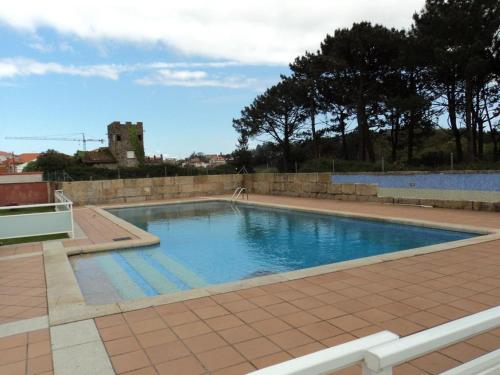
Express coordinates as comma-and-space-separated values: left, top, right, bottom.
249, 306, 500, 375
0, 190, 74, 240
248, 331, 398, 375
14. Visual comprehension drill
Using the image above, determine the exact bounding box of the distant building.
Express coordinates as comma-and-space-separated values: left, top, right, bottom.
80, 121, 145, 169
107, 121, 144, 168
182, 153, 228, 169
0, 152, 39, 174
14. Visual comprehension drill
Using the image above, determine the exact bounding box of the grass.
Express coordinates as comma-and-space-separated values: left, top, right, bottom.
0, 206, 55, 216
0, 233, 68, 246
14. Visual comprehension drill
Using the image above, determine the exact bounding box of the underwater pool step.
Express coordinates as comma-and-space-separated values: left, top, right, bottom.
150, 252, 207, 289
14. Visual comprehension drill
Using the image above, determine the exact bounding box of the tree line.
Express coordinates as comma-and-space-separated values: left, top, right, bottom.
233, 0, 500, 172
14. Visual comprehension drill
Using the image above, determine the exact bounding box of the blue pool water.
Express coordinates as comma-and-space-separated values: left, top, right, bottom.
70, 201, 476, 303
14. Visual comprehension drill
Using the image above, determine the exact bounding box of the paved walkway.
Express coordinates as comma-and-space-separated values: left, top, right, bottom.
0, 197, 498, 374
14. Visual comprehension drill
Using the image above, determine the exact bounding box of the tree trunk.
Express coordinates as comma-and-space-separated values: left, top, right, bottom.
447, 84, 463, 162
356, 99, 375, 162
391, 114, 400, 163
484, 96, 498, 161
407, 109, 416, 163
340, 112, 348, 160
310, 108, 318, 158
464, 79, 474, 161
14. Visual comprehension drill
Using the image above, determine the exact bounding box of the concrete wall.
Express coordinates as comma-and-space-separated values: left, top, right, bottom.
59, 174, 244, 205
244, 173, 378, 202
0, 182, 50, 206
0, 173, 43, 183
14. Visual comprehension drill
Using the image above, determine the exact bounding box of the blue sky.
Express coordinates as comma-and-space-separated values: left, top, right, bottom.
0, 1, 423, 158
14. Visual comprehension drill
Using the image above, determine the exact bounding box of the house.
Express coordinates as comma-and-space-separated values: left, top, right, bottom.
15, 153, 39, 172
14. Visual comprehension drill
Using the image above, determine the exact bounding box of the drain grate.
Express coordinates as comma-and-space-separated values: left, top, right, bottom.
112, 236, 132, 242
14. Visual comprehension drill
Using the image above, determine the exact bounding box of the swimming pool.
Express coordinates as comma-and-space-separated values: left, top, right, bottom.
70, 201, 477, 304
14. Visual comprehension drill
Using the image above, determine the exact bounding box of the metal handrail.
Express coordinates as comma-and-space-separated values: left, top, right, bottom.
231, 187, 248, 201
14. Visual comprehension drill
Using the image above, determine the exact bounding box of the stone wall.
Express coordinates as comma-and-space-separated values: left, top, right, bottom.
59, 174, 243, 205
243, 173, 378, 202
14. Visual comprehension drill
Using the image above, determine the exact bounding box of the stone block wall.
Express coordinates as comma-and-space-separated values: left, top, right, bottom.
243, 173, 378, 202
59, 174, 243, 205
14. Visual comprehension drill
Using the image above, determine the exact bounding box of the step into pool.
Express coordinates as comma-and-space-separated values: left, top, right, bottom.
70, 201, 477, 304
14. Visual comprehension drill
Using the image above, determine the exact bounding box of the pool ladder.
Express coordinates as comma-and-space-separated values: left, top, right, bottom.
231, 187, 248, 201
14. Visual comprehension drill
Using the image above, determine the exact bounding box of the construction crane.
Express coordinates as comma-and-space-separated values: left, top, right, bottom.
5, 133, 105, 151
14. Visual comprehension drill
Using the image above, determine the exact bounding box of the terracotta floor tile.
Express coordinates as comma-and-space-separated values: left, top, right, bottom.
156, 355, 205, 375
427, 305, 469, 320
27, 354, 52, 375
251, 318, 292, 335
0, 333, 27, 350
154, 302, 188, 316
411, 352, 460, 374
95, 314, 127, 329
105, 336, 141, 356
111, 349, 151, 374
321, 333, 356, 347
355, 308, 397, 324
268, 329, 314, 350
287, 342, 326, 357
210, 292, 243, 305
222, 299, 256, 314
466, 333, 500, 351
0, 345, 26, 366
192, 305, 229, 320
196, 346, 245, 371
218, 325, 261, 344
298, 321, 343, 341
136, 328, 177, 349
27, 330, 49, 344
183, 332, 227, 354
394, 362, 431, 375
100, 324, 133, 341
281, 311, 321, 328
212, 362, 256, 375
289, 296, 324, 310
329, 315, 370, 332
378, 302, 419, 317
439, 342, 486, 362
236, 308, 273, 324
0, 361, 25, 375
145, 340, 190, 365
129, 318, 167, 335
27, 340, 51, 359
160, 311, 199, 327
122, 366, 158, 375
251, 351, 293, 369
402, 296, 440, 310
205, 314, 244, 331
183, 297, 217, 310
123, 308, 159, 324
171, 321, 212, 339
381, 318, 425, 336
406, 311, 448, 328
234, 337, 281, 360
248, 294, 282, 307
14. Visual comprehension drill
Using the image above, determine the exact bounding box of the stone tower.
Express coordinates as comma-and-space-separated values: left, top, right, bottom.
107, 121, 144, 168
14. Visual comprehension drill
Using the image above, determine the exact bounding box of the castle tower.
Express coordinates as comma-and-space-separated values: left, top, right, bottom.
107, 121, 144, 167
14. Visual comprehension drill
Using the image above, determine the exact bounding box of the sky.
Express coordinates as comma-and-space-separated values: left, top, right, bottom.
0, 0, 424, 159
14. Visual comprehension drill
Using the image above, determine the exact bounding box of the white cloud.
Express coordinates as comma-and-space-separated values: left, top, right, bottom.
0, 0, 425, 64
0, 57, 257, 88
135, 69, 256, 88
0, 58, 122, 79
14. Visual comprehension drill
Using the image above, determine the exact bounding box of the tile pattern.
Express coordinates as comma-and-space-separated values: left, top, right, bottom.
96, 239, 500, 374
0, 328, 53, 375
0, 243, 42, 258
0, 256, 47, 324
62, 207, 137, 247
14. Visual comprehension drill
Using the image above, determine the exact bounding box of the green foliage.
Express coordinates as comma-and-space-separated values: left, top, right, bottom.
128, 126, 145, 165
26, 150, 72, 172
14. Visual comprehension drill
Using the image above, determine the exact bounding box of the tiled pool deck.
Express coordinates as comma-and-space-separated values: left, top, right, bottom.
0, 195, 499, 374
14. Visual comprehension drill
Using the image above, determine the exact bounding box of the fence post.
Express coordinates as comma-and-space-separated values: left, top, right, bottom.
450, 152, 454, 170
332, 159, 335, 174
381, 157, 385, 173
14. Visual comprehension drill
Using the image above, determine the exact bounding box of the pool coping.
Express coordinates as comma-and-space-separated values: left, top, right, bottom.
43, 196, 500, 326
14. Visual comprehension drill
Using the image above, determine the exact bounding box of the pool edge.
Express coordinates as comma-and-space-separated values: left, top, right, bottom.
43, 196, 500, 326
